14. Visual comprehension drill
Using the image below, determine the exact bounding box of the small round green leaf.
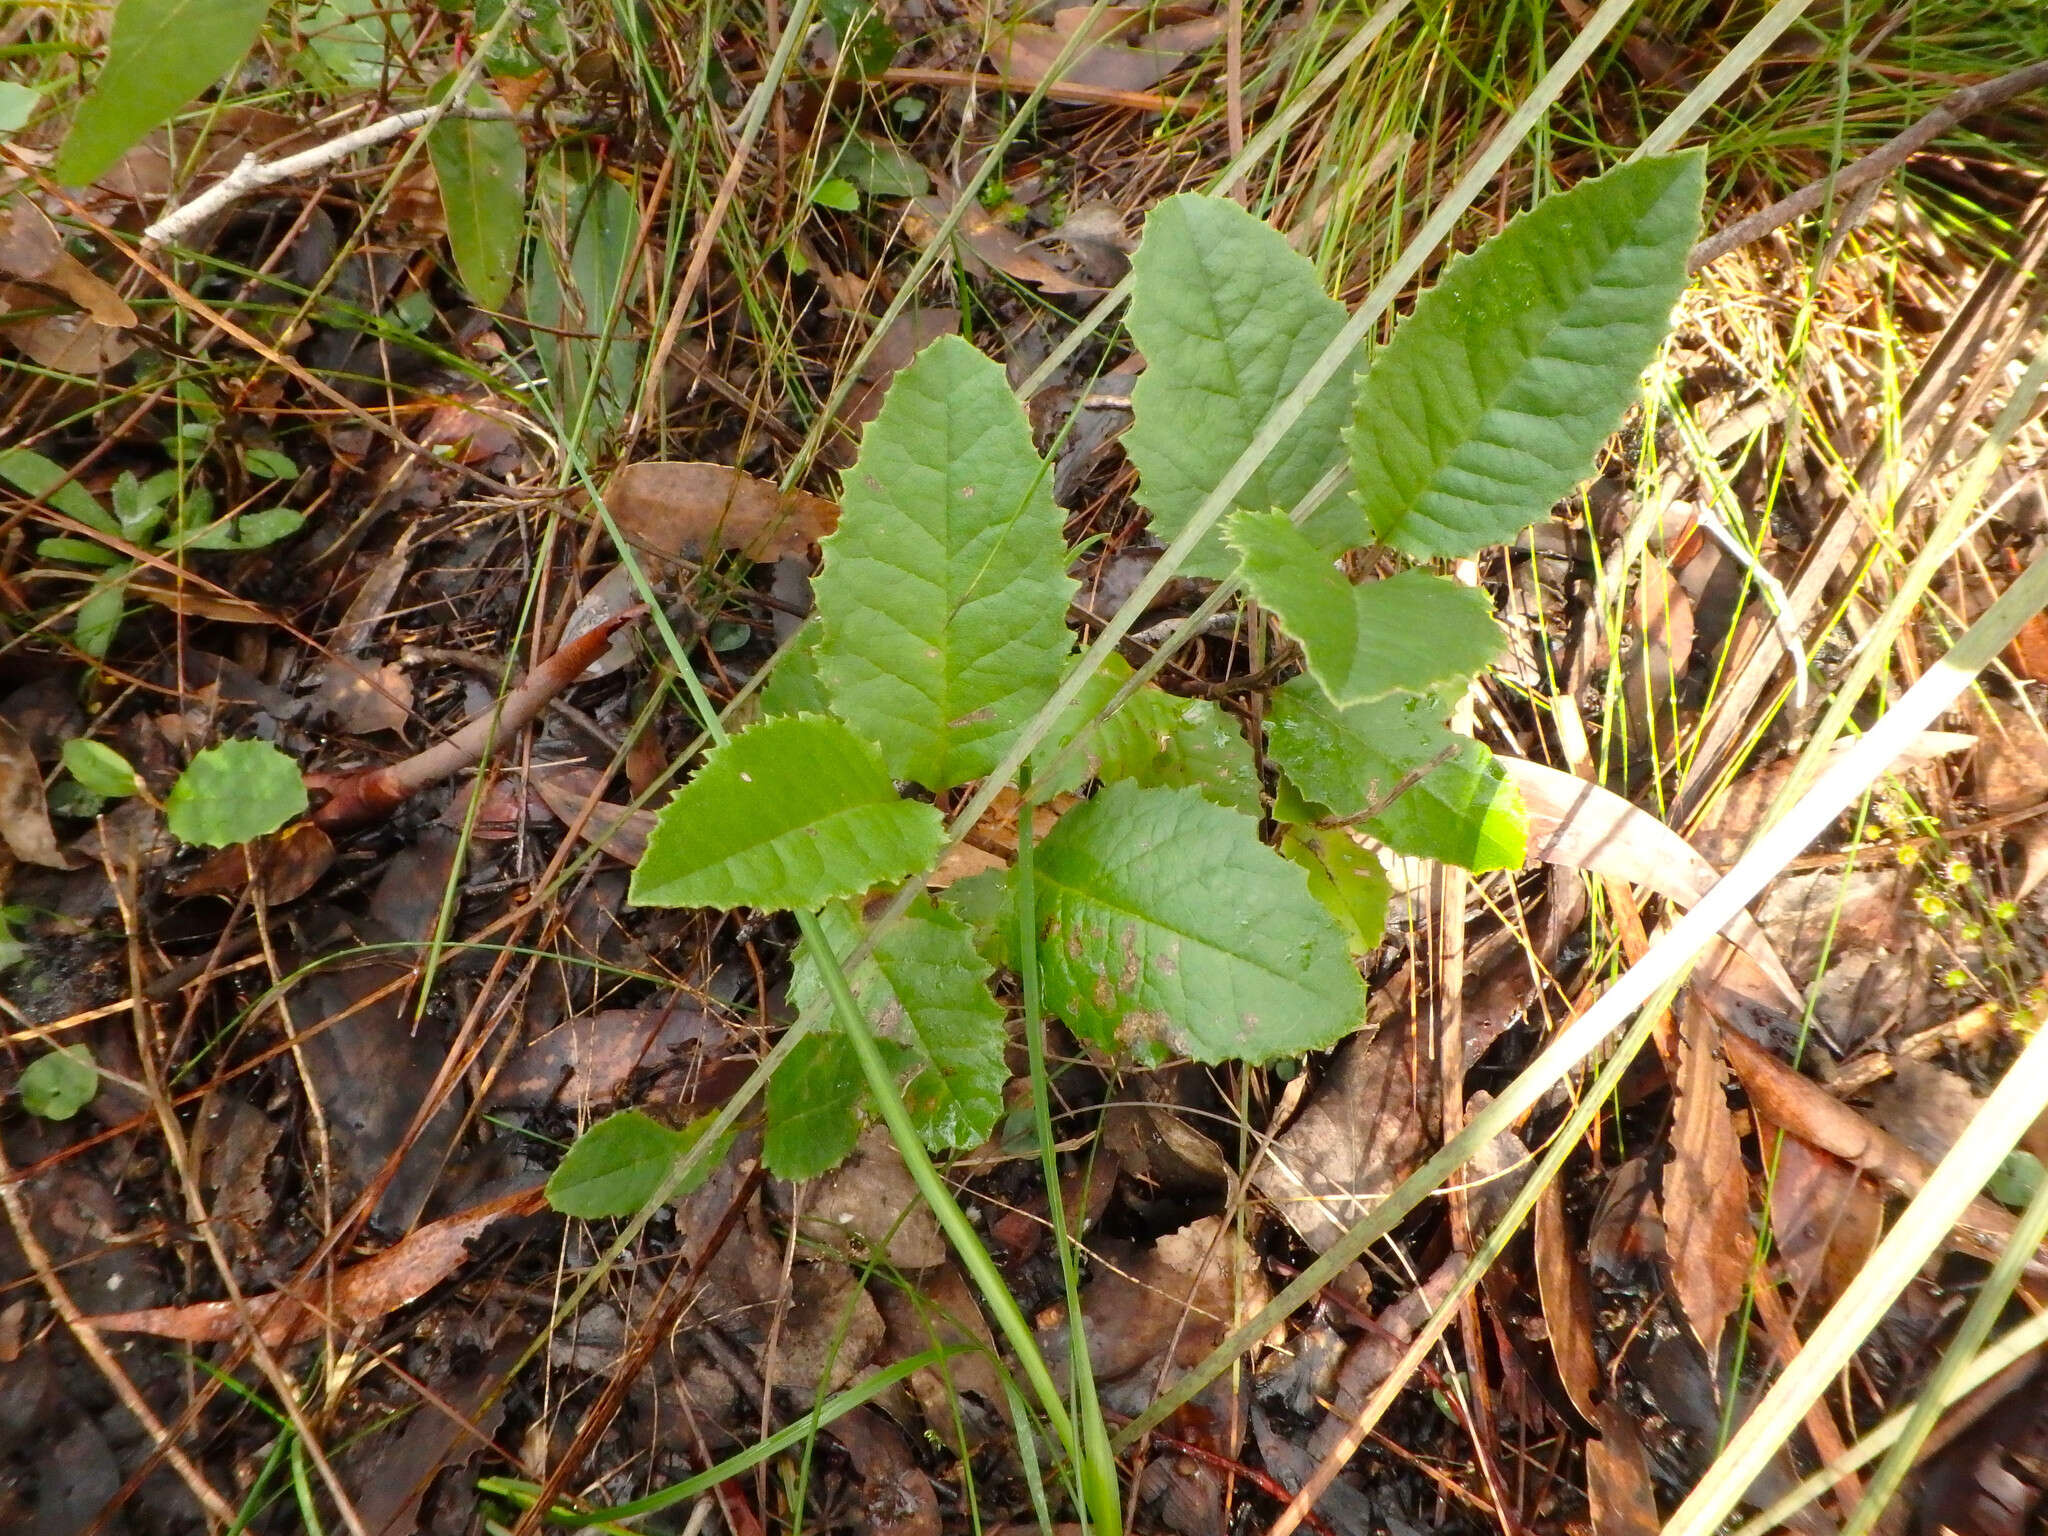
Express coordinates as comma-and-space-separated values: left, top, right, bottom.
20, 1045, 98, 1120
165, 740, 308, 847
546, 1109, 704, 1218
61, 738, 141, 799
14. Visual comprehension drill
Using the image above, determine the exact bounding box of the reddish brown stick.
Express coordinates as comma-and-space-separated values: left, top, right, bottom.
311, 611, 642, 831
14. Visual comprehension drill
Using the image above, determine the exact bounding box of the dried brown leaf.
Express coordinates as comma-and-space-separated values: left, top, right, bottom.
1761, 1133, 1883, 1311
530, 765, 656, 865
314, 657, 413, 735
0, 200, 136, 327
172, 821, 336, 905
89, 1184, 541, 1347
1252, 1018, 1434, 1253
1504, 757, 1800, 1008
1663, 997, 1754, 1359
991, 8, 1225, 93
1534, 1178, 1601, 1423
608, 461, 838, 564
0, 716, 74, 869
905, 194, 1104, 296
484, 1003, 727, 1110
1587, 1401, 1662, 1536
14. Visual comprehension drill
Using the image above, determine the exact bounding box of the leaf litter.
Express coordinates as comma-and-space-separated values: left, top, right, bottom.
4, 7, 2048, 1536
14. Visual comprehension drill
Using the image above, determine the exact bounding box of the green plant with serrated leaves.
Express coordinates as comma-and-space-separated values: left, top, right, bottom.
557, 152, 1703, 1198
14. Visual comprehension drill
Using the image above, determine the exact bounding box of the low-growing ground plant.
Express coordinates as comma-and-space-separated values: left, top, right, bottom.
560, 149, 1703, 1194
544, 147, 1704, 1521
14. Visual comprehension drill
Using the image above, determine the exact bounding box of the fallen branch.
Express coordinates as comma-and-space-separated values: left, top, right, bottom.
143, 104, 522, 248
311, 610, 641, 832
1690, 59, 2048, 271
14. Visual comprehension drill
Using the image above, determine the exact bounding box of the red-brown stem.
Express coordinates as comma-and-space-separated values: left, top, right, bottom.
311, 611, 643, 831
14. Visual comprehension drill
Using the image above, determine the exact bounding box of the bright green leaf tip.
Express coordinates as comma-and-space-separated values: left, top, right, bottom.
814, 333, 1076, 791
1228, 510, 1502, 707
629, 714, 944, 912
1351, 150, 1706, 560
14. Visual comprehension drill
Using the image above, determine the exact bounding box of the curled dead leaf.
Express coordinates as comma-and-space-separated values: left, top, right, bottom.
1503, 756, 1799, 1008
607, 461, 838, 564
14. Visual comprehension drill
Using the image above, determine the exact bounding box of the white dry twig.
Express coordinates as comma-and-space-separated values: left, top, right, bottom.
143, 104, 517, 248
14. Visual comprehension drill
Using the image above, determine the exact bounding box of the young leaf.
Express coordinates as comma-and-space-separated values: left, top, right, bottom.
814, 335, 1077, 790
54, 0, 271, 187
528, 154, 640, 451
1124, 194, 1365, 575
20, 1045, 97, 1120
546, 1108, 722, 1218
61, 738, 141, 799
765, 1032, 869, 1180
1279, 825, 1391, 958
1032, 654, 1260, 812
1229, 511, 1501, 705
788, 897, 1008, 1161
1265, 676, 1525, 873
165, 740, 308, 847
427, 82, 526, 311
0, 447, 116, 534
630, 714, 943, 911
1353, 152, 1706, 559
75, 581, 127, 659
1032, 783, 1364, 1066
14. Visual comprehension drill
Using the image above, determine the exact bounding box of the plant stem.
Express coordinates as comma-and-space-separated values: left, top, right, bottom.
1016, 772, 1120, 1535
791, 904, 1123, 1536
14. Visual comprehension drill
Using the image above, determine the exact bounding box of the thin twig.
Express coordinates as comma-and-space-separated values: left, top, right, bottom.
310, 610, 641, 830
143, 105, 522, 248
1689, 59, 2048, 270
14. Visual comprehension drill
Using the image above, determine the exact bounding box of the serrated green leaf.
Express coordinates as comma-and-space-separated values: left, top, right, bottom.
1032, 783, 1363, 1066
427, 82, 526, 311
1032, 655, 1259, 811
1353, 153, 1705, 559
165, 739, 307, 847
788, 897, 1008, 1163
1230, 511, 1501, 705
758, 624, 832, 718
1124, 194, 1364, 576
629, 715, 943, 911
821, 0, 899, 77
20, 1045, 97, 1120
765, 1033, 868, 1180
54, 0, 271, 187
814, 335, 1077, 790
0, 448, 115, 534
546, 1108, 723, 1218
61, 739, 140, 799
1265, 676, 1525, 873
1278, 825, 1390, 958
